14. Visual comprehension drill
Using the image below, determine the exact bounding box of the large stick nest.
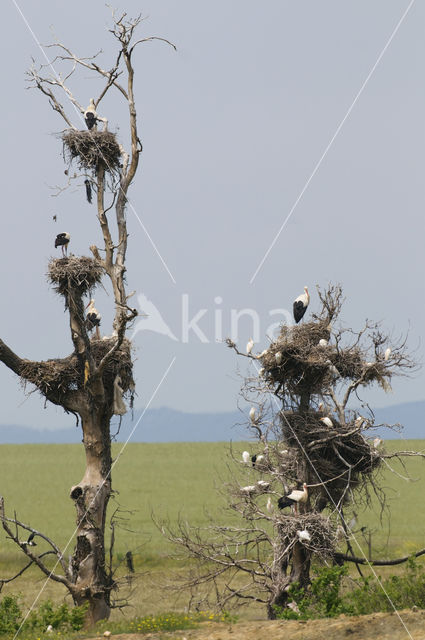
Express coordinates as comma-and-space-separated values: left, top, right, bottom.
276, 513, 335, 558
20, 338, 133, 402
278, 411, 381, 504
48, 256, 104, 297
260, 321, 390, 395
62, 130, 121, 173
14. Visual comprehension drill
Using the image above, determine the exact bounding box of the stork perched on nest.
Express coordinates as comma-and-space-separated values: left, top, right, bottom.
293, 286, 310, 323
55, 232, 70, 257
84, 98, 108, 131
278, 483, 308, 513
84, 98, 98, 130
86, 299, 101, 339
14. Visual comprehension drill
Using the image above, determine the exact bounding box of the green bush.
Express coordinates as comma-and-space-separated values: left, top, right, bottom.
274, 565, 352, 620
347, 556, 425, 614
0, 594, 88, 637
0, 595, 22, 635
275, 557, 425, 621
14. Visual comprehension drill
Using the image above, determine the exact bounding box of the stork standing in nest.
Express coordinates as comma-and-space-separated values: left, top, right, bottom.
55, 232, 70, 257
84, 98, 108, 131
278, 482, 308, 514
293, 286, 310, 323
84, 98, 98, 130
86, 299, 101, 339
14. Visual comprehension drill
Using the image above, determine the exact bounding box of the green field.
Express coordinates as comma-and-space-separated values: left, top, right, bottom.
1, 440, 425, 618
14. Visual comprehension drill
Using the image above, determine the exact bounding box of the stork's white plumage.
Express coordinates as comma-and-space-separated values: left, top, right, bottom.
384, 347, 391, 361
318, 339, 328, 347
297, 529, 311, 543
84, 98, 97, 130
258, 367, 265, 377
249, 406, 257, 424
275, 351, 283, 365
326, 361, 340, 377
293, 286, 310, 323
242, 450, 250, 464
246, 338, 254, 354
278, 483, 308, 512
86, 299, 101, 339
257, 480, 270, 489
355, 416, 365, 428
373, 437, 383, 449
266, 497, 274, 513
241, 485, 256, 494
55, 232, 70, 257
320, 416, 333, 428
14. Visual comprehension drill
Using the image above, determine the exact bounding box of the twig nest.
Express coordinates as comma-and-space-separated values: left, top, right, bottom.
276, 513, 334, 557
260, 320, 391, 395
20, 338, 134, 402
62, 130, 121, 173
48, 256, 104, 297
279, 411, 381, 507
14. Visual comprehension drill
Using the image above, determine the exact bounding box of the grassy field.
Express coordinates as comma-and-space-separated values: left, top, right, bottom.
1, 440, 425, 619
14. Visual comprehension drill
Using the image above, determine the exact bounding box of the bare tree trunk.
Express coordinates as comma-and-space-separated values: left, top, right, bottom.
70, 406, 113, 624
267, 538, 311, 619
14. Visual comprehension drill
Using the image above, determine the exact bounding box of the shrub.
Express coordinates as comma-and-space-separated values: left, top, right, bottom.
274, 565, 352, 620
0, 594, 88, 637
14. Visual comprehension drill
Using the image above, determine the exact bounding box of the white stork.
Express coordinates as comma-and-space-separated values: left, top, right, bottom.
373, 437, 383, 449
293, 286, 310, 324
86, 299, 101, 339
355, 416, 365, 428
249, 406, 257, 424
242, 450, 250, 464
275, 351, 283, 365
55, 232, 70, 257
320, 416, 333, 428
384, 347, 391, 361
297, 529, 311, 543
246, 338, 254, 355
240, 485, 256, 494
84, 98, 98, 130
278, 483, 308, 513
318, 339, 328, 347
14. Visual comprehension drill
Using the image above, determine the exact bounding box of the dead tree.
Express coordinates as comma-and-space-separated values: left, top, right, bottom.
0, 12, 174, 624
163, 284, 422, 619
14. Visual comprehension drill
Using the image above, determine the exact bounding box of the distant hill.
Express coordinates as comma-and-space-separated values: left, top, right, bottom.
0, 401, 423, 444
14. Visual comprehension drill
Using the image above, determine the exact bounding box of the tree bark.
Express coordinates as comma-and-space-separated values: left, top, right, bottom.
70, 405, 113, 624
267, 538, 311, 619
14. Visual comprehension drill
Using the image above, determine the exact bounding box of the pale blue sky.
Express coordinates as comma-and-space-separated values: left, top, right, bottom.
0, 0, 423, 430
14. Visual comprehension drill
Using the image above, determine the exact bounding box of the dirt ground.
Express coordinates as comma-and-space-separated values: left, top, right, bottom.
89, 609, 425, 640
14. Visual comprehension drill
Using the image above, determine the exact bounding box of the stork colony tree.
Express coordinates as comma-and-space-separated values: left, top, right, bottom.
0, 13, 175, 624
164, 285, 423, 619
